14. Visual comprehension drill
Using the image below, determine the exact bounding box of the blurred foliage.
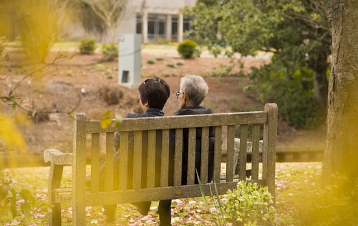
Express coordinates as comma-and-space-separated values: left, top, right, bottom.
101, 43, 118, 61
187, 0, 331, 128
249, 61, 324, 128
177, 40, 198, 59
148, 37, 170, 45
79, 38, 97, 55
7, 0, 71, 63
0, 114, 27, 152
294, 175, 358, 225
223, 181, 293, 225
77, 2, 108, 35
0, 169, 35, 218
82, 0, 128, 42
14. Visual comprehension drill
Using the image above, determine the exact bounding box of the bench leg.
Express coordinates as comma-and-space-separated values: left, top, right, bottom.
48, 164, 63, 226
50, 203, 62, 226
104, 204, 116, 222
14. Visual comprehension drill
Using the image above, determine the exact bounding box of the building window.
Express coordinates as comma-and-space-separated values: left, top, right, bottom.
183, 17, 192, 32
171, 16, 178, 41
136, 14, 142, 34
148, 14, 166, 40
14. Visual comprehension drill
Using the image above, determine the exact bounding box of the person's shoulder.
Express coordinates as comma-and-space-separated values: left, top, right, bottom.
174, 106, 214, 115
125, 113, 144, 118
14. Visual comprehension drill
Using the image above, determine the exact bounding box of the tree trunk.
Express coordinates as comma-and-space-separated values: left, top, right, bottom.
321, 0, 358, 185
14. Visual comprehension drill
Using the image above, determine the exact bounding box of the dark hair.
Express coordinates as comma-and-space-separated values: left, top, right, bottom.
138, 77, 170, 109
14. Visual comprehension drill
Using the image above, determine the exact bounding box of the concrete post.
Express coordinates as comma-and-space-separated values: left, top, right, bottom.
142, 10, 148, 44
166, 15, 172, 41
178, 12, 184, 43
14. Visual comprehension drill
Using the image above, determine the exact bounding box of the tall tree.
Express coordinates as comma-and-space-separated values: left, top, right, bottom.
82, 0, 128, 42
187, 0, 331, 128
320, 0, 358, 184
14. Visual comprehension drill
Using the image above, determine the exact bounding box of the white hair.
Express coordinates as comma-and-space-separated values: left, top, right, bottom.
180, 75, 209, 106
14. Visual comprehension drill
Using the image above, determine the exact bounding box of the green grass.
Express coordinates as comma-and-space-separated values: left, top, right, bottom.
0, 163, 322, 225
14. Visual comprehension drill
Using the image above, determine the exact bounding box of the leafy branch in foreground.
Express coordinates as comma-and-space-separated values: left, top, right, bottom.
0, 169, 35, 218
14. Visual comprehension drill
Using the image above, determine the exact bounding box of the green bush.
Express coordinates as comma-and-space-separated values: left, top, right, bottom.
177, 40, 198, 59
249, 62, 324, 129
148, 37, 170, 45
79, 38, 96, 55
166, 64, 175, 68
156, 57, 164, 61
147, 60, 155, 65
101, 43, 118, 62
223, 181, 293, 225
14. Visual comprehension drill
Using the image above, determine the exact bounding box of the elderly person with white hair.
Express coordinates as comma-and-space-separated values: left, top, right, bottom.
174, 74, 215, 184
160, 75, 215, 226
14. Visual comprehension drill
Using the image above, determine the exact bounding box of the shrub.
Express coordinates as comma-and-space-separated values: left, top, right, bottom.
166, 64, 175, 68
156, 57, 164, 61
79, 38, 96, 55
101, 43, 118, 62
249, 63, 324, 129
94, 64, 109, 71
176, 62, 184, 66
223, 181, 293, 225
148, 37, 170, 45
98, 85, 124, 105
147, 60, 155, 65
177, 40, 198, 59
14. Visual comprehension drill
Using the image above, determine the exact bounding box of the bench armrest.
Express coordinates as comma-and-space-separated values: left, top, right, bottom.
44, 149, 73, 166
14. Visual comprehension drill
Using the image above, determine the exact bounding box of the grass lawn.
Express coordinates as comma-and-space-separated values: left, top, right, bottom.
0, 162, 322, 225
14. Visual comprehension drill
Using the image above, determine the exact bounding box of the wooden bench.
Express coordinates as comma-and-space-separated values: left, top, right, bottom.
44, 103, 277, 225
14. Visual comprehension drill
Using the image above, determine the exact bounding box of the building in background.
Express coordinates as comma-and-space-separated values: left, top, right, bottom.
120, 0, 195, 43
0, 0, 196, 43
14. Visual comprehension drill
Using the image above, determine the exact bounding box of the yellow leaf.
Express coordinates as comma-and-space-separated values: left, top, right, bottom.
0, 114, 26, 151
100, 111, 113, 129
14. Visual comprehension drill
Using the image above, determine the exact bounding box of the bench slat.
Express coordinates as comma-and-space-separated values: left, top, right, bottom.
147, 130, 156, 188
72, 113, 87, 225
119, 132, 128, 190
187, 128, 196, 185
251, 124, 261, 180
91, 133, 100, 193
86, 112, 267, 133
200, 127, 209, 184
133, 131, 142, 189
226, 125, 235, 182
213, 126, 222, 183
80, 180, 267, 206
105, 132, 114, 192
238, 125, 248, 180
174, 129, 183, 186
160, 130, 169, 187
263, 104, 278, 198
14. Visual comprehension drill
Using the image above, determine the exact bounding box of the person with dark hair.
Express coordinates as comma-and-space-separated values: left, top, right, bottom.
88, 77, 171, 223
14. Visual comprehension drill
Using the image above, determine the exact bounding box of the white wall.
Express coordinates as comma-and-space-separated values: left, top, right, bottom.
61, 0, 196, 42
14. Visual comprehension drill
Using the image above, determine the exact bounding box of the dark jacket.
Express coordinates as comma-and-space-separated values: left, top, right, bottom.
98, 108, 164, 190
170, 106, 215, 185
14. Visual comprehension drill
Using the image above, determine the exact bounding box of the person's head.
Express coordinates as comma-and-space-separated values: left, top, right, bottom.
138, 77, 170, 112
176, 75, 208, 108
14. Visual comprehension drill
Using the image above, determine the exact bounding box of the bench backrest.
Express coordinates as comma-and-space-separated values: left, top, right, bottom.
72, 103, 277, 207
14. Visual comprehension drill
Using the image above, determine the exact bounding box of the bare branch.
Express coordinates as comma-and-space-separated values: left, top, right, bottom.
1, 92, 100, 117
